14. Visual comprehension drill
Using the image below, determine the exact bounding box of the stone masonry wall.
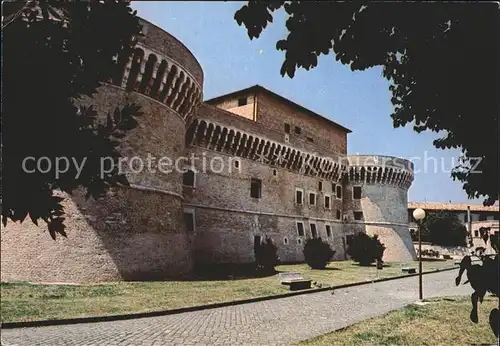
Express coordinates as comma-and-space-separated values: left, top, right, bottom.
183, 147, 348, 264
1, 188, 192, 283
256, 92, 348, 155
344, 182, 417, 261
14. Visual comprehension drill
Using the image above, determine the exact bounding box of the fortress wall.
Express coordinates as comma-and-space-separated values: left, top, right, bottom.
1, 17, 203, 283
183, 148, 348, 264
344, 155, 416, 261
1, 188, 192, 283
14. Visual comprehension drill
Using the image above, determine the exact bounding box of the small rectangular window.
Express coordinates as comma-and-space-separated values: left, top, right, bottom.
284, 123, 290, 133
183, 211, 195, 232
296, 222, 305, 236
474, 230, 479, 237
295, 126, 301, 135
238, 97, 248, 106
336, 210, 341, 220
336, 185, 342, 199
183, 169, 195, 187
353, 186, 362, 199
354, 211, 363, 221
250, 178, 261, 198
310, 223, 317, 238
309, 192, 316, 206
295, 189, 303, 204
326, 225, 332, 238
332, 183, 336, 192
324, 195, 331, 209
318, 181, 323, 191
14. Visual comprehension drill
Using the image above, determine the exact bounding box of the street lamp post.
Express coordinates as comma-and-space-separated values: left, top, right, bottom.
413, 208, 426, 300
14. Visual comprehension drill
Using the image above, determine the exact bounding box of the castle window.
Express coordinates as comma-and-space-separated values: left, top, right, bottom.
324, 195, 331, 209
336, 185, 342, 199
307, 136, 314, 143
183, 208, 195, 232
283, 237, 289, 245
183, 169, 195, 187
238, 97, 247, 106
295, 188, 304, 205
295, 126, 301, 135
318, 181, 323, 191
326, 224, 332, 238
273, 169, 277, 176
310, 223, 318, 238
353, 186, 362, 199
250, 178, 261, 198
309, 192, 316, 206
233, 159, 240, 169
354, 211, 363, 221
336, 210, 341, 220
296, 221, 305, 236
332, 183, 336, 192
284, 123, 290, 133
474, 230, 479, 237
297, 238, 302, 245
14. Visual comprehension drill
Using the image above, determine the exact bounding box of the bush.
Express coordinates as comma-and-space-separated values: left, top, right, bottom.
420, 249, 440, 258
303, 237, 336, 269
254, 236, 280, 274
347, 233, 386, 266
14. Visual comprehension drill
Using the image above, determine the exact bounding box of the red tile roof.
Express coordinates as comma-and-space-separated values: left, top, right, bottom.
408, 202, 499, 212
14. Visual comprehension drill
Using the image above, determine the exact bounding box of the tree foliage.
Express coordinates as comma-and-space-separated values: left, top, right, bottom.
234, 1, 499, 206
302, 237, 335, 269
346, 233, 386, 266
2, 1, 143, 238
254, 236, 280, 274
418, 212, 468, 247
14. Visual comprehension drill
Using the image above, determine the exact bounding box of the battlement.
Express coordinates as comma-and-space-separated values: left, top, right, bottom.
108, 18, 203, 121
346, 155, 414, 189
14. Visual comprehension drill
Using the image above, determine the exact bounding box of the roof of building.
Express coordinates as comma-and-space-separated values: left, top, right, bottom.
408, 202, 499, 213
204, 85, 352, 134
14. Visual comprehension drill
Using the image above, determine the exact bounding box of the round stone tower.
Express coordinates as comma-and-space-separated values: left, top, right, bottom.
1, 18, 204, 283
344, 155, 416, 261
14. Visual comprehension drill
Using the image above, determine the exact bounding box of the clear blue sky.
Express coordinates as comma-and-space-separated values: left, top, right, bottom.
131, 1, 482, 205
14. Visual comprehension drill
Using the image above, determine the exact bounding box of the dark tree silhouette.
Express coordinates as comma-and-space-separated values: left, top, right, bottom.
455, 227, 499, 337
303, 237, 335, 269
2, 1, 143, 238
421, 211, 468, 246
234, 1, 499, 206
254, 236, 280, 274
346, 233, 385, 266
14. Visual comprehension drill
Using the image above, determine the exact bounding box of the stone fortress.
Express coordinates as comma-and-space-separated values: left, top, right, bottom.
1, 18, 417, 283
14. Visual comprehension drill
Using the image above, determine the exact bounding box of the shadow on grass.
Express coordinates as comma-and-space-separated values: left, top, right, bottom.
186, 263, 278, 281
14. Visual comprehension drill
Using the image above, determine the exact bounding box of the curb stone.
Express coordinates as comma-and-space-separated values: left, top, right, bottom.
0, 266, 459, 329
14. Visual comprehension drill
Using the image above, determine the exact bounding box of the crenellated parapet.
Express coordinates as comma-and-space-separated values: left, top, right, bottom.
109, 19, 203, 121
186, 118, 348, 182
346, 155, 414, 189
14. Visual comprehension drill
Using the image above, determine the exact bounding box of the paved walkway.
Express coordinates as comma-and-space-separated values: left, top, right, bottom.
2, 269, 472, 346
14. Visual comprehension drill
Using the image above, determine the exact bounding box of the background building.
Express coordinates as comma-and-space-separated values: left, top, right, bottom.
408, 202, 499, 254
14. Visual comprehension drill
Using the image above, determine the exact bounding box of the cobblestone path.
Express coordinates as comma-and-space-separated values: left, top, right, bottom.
1, 269, 473, 346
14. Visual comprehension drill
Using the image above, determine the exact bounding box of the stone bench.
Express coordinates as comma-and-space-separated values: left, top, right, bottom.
278, 273, 312, 291
402, 267, 417, 274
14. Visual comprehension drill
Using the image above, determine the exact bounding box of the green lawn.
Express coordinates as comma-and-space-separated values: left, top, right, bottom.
1, 260, 456, 323
299, 296, 499, 345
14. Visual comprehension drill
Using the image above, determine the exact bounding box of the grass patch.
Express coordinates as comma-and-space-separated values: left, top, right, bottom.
1, 260, 456, 323
299, 296, 499, 345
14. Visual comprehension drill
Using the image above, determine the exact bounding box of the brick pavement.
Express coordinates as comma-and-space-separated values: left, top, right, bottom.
1, 269, 473, 346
